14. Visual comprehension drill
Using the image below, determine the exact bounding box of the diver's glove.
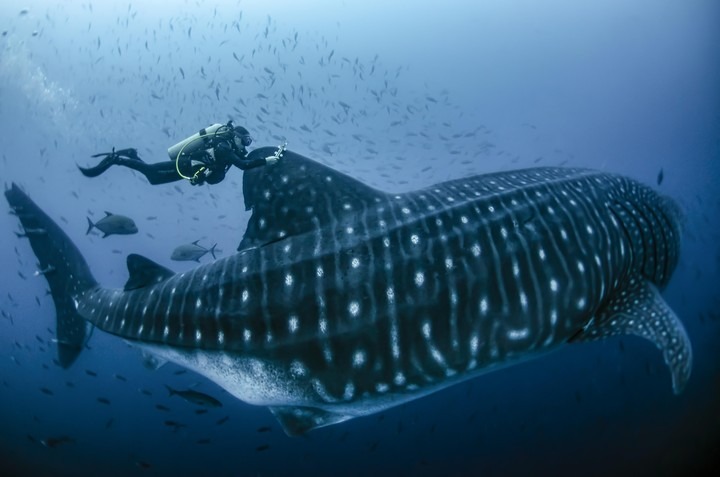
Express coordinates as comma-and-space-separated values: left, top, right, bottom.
265, 155, 279, 165
265, 141, 287, 165
189, 173, 206, 186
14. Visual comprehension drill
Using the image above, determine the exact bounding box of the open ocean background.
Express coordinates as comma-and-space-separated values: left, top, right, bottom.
1, 1, 718, 475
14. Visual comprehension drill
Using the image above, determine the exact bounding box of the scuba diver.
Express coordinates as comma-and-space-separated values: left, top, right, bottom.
78, 121, 280, 186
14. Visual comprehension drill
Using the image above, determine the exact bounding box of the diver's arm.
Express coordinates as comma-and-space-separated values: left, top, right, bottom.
215, 142, 268, 171
230, 154, 268, 170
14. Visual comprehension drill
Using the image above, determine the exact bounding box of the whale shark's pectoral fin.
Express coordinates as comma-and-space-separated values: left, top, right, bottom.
269, 406, 353, 436
570, 277, 692, 394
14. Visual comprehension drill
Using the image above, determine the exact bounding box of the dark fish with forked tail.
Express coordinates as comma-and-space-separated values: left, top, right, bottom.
41, 435, 74, 448
165, 385, 222, 407
86, 211, 137, 238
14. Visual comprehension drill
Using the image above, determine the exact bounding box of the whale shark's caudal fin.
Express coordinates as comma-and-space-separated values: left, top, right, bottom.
5, 183, 98, 368
571, 276, 692, 394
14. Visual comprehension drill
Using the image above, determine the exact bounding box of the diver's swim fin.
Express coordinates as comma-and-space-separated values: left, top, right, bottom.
78, 151, 128, 178
116, 148, 140, 160
77, 159, 115, 178
90, 148, 140, 160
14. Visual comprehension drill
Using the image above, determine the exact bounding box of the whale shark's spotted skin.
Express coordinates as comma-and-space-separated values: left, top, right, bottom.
7, 148, 691, 435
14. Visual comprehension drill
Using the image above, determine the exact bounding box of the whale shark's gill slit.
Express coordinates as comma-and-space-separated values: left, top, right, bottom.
644, 202, 670, 285
636, 200, 662, 283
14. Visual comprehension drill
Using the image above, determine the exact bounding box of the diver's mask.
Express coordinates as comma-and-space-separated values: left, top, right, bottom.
234, 134, 253, 149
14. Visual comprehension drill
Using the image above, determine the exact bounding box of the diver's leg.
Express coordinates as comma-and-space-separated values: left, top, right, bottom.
79, 148, 143, 177
79, 154, 182, 185
116, 160, 182, 185
141, 166, 184, 185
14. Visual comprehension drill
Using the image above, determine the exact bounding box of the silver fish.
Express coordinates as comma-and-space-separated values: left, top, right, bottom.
86, 211, 138, 238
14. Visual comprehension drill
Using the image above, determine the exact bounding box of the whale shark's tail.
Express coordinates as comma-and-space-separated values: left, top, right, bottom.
5, 183, 97, 368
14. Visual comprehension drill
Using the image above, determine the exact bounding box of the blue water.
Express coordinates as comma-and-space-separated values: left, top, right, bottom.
1, 1, 719, 475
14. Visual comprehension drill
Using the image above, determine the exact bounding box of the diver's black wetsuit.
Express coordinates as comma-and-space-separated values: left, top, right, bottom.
79, 136, 266, 186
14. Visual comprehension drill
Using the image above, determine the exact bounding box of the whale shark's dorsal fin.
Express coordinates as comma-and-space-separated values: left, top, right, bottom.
238, 148, 388, 251
124, 254, 174, 291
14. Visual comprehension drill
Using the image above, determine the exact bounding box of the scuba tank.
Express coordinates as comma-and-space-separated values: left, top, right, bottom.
167, 123, 233, 161
169, 122, 236, 181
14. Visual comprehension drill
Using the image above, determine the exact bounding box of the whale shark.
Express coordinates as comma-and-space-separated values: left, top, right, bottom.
6, 147, 692, 435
